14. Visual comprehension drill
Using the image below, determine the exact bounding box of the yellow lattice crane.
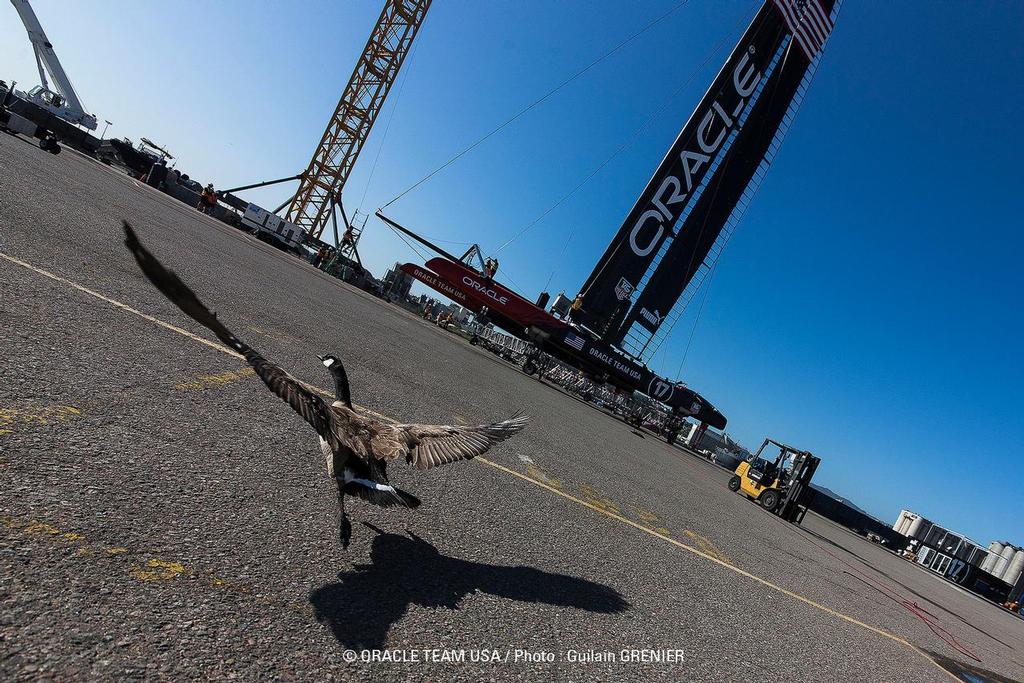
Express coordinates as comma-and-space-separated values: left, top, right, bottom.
287, 0, 431, 255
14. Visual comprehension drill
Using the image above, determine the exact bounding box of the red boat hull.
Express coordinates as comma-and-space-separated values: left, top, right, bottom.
425, 258, 567, 333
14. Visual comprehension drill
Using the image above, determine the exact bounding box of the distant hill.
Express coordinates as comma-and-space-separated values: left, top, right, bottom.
810, 484, 874, 518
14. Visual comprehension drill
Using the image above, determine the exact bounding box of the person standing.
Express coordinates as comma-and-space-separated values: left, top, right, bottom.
197, 184, 217, 214
568, 293, 583, 321
196, 185, 211, 212
205, 186, 218, 214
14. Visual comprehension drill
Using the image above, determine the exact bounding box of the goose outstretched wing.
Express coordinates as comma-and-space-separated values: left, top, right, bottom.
370, 414, 529, 470
123, 221, 337, 445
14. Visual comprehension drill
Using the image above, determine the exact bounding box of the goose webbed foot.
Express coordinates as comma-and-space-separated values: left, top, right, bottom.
339, 513, 352, 549
336, 485, 351, 549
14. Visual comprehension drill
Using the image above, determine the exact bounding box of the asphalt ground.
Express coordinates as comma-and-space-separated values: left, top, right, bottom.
1, 132, 1022, 682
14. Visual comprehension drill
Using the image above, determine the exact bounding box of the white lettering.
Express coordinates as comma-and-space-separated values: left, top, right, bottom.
649, 378, 674, 401
733, 50, 761, 97
609, 42, 763, 288
650, 175, 687, 222
711, 100, 734, 128
628, 209, 665, 257
680, 150, 710, 192
587, 347, 643, 380
699, 105, 729, 154
462, 275, 510, 305
639, 308, 662, 327
414, 268, 468, 302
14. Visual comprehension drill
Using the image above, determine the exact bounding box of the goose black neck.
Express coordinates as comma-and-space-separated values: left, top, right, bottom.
332, 363, 353, 409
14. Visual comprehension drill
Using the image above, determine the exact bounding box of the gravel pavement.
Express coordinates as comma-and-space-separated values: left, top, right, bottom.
2, 132, 1022, 682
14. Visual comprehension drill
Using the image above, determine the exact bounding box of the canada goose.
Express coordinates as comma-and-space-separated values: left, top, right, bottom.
123, 222, 528, 548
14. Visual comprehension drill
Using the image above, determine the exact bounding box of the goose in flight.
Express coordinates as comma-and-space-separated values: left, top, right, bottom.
123, 222, 528, 548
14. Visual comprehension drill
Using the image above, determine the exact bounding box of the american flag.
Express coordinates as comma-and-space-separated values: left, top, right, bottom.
772, 0, 834, 62
564, 332, 586, 351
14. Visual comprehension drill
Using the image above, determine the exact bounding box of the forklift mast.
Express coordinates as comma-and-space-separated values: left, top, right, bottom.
778, 451, 821, 523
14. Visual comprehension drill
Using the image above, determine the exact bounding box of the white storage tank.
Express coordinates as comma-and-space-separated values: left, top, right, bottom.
906, 516, 926, 539
893, 511, 910, 534
992, 544, 1016, 579
899, 512, 914, 535
982, 542, 1004, 573
1002, 547, 1024, 584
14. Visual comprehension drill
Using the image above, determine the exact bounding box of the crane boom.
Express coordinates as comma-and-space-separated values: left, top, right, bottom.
287, 0, 431, 240
8, 0, 97, 130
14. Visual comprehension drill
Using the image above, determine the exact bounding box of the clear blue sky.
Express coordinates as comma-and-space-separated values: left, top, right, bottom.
3, 1, 1021, 544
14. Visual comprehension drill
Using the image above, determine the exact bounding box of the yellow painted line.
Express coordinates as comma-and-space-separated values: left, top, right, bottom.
682, 529, 730, 564
525, 463, 563, 491
1, 514, 271, 602
578, 483, 621, 516
0, 248, 961, 681
0, 404, 81, 435
131, 558, 187, 582
477, 456, 960, 681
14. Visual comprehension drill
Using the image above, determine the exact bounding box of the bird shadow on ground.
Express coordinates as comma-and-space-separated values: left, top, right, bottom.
309, 524, 630, 650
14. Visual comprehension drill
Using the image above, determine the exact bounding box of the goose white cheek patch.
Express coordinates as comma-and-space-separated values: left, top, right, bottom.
322, 358, 335, 368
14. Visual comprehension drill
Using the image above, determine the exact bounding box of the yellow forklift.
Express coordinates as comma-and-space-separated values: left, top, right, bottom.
727, 438, 820, 524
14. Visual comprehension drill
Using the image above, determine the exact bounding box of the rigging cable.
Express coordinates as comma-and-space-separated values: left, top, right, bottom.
675, 240, 723, 377
660, 0, 848, 365
382, 218, 528, 294
381, 0, 692, 209
357, 37, 423, 214
542, 227, 577, 292
384, 221, 432, 262
493, 3, 758, 257
664, 27, 791, 368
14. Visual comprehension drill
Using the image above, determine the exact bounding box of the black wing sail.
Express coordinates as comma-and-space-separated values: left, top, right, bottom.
575, 0, 838, 356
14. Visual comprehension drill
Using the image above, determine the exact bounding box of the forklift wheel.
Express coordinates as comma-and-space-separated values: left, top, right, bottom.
727, 475, 741, 492
522, 359, 536, 375
758, 489, 780, 511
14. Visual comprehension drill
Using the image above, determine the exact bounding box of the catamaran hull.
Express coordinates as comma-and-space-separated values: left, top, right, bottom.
400, 258, 726, 429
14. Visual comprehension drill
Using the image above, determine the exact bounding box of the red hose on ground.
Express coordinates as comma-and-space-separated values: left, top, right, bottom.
790, 524, 982, 662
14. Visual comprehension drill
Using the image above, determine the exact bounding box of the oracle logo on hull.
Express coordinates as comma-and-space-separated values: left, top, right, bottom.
462, 276, 510, 306
628, 50, 762, 258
